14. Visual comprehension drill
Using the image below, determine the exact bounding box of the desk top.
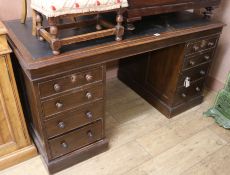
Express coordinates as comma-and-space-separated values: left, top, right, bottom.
4, 12, 224, 74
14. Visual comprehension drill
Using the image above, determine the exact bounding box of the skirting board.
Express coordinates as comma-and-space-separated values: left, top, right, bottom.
0, 144, 37, 170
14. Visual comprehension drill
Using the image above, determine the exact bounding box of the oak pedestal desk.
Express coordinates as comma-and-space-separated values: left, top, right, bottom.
4, 12, 224, 174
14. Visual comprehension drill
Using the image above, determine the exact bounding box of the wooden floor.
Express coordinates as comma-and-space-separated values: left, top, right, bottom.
1, 78, 230, 175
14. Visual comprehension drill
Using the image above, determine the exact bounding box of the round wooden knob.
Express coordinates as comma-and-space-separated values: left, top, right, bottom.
189, 60, 195, 66
56, 102, 63, 109
208, 42, 214, 47
87, 130, 93, 138
195, 87, 201, 92
71, 74, 77, 83
86, 111, 93, 119
181, 93, 187, 98
193, 45, 199, 52
61, 142, 68, 148
204, 55, 210, 61
85, 74, 93, 82
200, 70, 206, 76
86, 92, 93, 99
58, 121, 65, 129
54, 84, 61, 92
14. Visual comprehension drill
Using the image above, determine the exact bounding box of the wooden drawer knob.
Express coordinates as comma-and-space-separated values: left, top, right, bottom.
86, 111, 93, 119
196, 87, 201, 92
204, 55, 210, 61
181, 93, 187, 98
54, 84, 61, 92
200, 70, 206, 76
85, 74, 93, 81
58, 121, 65, 129
87, 130, 93, 138
56, 102, 63, 109
86, 92, 93, 99
61, 141, 68, 148
193, 46, 199, 52
71, 74, 77, 83
208, 42, 215, 47
189, 60, 195, 66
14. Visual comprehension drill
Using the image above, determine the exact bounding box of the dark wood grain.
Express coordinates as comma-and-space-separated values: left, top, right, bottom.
7, 12, 224, 174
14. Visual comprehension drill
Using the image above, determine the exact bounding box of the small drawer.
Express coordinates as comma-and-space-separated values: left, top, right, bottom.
41, 83, 103, 117
49, 120, 103, 159
45, 100, 104, 138
185, 37, 218, 55
183, 49, 213, 70
173, 79, 204, 106
39, 67, 103, 98
178, 63, 210, 87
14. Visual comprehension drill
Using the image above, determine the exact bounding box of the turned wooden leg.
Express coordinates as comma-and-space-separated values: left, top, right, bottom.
35, 12, 44, 40
126, 23, 135, 31
115, 11, 124, 41
32, 10, 37, 36
48, 17, 60, 55
96, 14, 102, 30
21, 0, 27, 24
203, 7, 214, 19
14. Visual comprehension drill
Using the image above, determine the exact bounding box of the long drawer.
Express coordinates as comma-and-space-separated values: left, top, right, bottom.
49, 120, 103, 159
183, 49, 213, 70
45, 100, 104, 138
173, 79, 204, 106
41, 83, 104, 117
38, 67, 103, 98
185, 36, 218, 56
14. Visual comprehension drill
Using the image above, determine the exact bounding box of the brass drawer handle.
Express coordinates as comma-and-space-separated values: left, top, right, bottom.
56, 102, 63, 109
196, 87, 201, 92
193, 45, 199, 52
58, 121, 65, 129
54, 83, 61, 92
86, 111, 93, 119
61, 141, 68, 148
204, 55, 210, 61
86, 92, 93, 100
85, 74, 93, 82
208, 42, 215, 47
87, 130, 93, 138
189, 60, 195, 66
200, 70, 206, 76
181, 93, 187, 98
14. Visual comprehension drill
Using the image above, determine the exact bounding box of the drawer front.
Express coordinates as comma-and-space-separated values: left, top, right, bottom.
45, 100, 104, 138
183, 49, 213, 70
49, 120, 103, 159
178, 63, 210, 87
39, 67, 103, 98
173, 79, 204, 106
185, 37, 218, 55
41, 83, 104, 117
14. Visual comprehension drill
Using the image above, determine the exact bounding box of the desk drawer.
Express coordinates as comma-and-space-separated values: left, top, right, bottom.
185, 37, 218, 55
183, 49, 213, 70
178, 63, 210, 87
41, 83, 104, 117
45, 100, 104, 138
39, 67, 103, 98
173, 79, 204, 106
49, 120, 103, 159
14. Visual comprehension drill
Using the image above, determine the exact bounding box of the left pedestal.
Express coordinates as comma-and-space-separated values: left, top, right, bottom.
0, 21, 37, 170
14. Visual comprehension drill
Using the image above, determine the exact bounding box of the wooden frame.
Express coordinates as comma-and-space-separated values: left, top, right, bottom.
33, 9, 125, 55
